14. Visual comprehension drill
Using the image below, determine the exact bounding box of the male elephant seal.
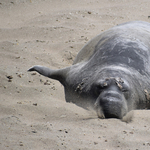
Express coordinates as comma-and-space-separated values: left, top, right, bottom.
28, 21, 150, 119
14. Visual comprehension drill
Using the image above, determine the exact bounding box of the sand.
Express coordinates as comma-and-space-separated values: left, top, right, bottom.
1, 0, 150, 149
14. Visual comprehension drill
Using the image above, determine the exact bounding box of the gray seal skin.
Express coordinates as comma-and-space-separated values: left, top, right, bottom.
28, 21, 150, 119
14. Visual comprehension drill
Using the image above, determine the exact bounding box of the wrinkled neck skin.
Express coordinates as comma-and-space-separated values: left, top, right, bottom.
64, 62, 147, 118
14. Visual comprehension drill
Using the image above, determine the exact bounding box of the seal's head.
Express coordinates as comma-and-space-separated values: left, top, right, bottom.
93, 77, 131, 119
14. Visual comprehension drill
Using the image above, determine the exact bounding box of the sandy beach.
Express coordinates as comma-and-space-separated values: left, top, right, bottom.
1, 0, 150, 149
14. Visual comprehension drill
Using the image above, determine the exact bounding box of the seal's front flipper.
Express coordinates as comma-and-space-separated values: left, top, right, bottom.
28, 65, 69, 84
28, 65, 54, 77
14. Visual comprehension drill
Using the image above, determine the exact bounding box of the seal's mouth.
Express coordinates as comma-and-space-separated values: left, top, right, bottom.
96, 106, 133, 123
94, 96, 127, 119
95, 105, 123, 119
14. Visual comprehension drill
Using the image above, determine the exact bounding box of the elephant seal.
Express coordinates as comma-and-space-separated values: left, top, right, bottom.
28, 21, 150, 119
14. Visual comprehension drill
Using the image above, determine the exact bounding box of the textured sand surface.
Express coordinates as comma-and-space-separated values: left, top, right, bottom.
1, 0, 150, 149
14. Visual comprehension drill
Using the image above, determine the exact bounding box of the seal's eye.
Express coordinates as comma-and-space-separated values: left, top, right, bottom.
118, 82, 129, 93
121, 83, 130, 92
121, 82, 130, 99
115, 78, 129, 92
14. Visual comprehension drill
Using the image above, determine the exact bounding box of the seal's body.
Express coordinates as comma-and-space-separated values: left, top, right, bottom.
28, 21, 150, 119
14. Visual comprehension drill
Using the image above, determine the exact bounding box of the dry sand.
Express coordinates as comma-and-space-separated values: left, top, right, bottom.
1, 0, 150, 149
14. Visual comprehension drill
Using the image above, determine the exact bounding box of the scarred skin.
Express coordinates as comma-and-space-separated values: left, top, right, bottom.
28, 21, 150, 119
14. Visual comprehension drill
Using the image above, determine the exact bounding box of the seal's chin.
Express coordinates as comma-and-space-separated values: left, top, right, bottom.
96, 106, 124, 119
95, 97, 128, 119
103, 109, 123, 119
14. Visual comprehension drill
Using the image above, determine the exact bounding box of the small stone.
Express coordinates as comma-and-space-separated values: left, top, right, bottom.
51, 86, 56, 90
19, 142, 23, 146
44, 80, 51, 85
6, 75, 13, 79
17, 74, 22, 78
65, 131, 68, 133
31, 73, 36, 75
15, 56, 20, 59
17, 102, 22, 104
123, 131, 127, 134
33, 103, 37, 106
8, 79, 12, 82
